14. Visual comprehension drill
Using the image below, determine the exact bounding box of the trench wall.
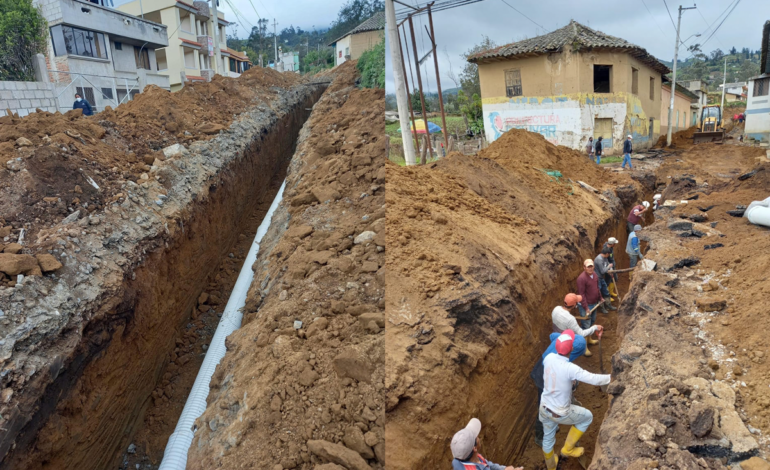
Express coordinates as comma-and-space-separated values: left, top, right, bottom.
3, 86, 325, 470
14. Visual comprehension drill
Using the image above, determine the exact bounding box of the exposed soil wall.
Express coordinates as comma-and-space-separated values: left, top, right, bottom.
0, 76, 328, 469
592, 142, 770, 469
385, 129, 644, 469
186, 66, 387, 469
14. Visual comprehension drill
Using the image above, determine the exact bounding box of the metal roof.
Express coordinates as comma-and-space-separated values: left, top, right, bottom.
468, 20, 670, 74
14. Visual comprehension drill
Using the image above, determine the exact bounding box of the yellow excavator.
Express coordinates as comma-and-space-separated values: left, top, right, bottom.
693, 105, 725, 144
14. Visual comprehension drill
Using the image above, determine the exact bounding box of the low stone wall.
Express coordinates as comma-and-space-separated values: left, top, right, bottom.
0, 81, 59, 117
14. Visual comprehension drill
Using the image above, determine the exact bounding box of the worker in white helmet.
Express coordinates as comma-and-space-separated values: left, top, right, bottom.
653, 194, 662, 210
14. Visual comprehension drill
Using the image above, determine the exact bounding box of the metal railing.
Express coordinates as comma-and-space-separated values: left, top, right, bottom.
47, 70, 141, 112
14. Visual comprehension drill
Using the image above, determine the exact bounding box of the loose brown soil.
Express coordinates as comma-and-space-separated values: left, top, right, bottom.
385, 129, 645, 469
186, 68, 387, 469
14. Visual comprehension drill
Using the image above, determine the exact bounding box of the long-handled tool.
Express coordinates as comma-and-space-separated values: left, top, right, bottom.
574, 302, 602, 321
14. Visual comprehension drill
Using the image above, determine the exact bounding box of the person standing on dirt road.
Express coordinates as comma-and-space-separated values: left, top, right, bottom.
602, 238, 620, 301
626, 224, 643, 268
539, 330, 611, 470
450, 418, 523, 470
626, 201, 649, 233
576, 259, 602, 348
552, 293, 603, 357
530, 330, 587, 447
585, 137, 594, 159
72, 93, 93, 116
621, 135, 633, 169
593, 248, 617, 313
594, 136, 603, 164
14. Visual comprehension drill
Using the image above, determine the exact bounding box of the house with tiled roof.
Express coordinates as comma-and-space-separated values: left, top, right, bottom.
328, 11, 384, 67
468, 20, 671, 152
118, 0, 247, 91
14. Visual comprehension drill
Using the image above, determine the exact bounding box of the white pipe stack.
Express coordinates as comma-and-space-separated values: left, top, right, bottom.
158, 180, 287, 470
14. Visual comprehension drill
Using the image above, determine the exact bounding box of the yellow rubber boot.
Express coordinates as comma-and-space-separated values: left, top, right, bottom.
587, 335, 599, 345
544, 449, 559, 470
583, 346, 592, 357
609, 282, 619, 300
560, 426, 585, 458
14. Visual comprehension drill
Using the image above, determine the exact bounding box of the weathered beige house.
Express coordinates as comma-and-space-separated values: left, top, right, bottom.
328, 11, 384, 67
469, 21, 670, 152
660, 79, 699, 136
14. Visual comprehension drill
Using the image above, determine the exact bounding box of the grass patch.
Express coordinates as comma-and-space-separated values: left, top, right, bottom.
600, 156, 624, 164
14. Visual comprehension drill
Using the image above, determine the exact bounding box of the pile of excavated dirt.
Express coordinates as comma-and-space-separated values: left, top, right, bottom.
0, 66, 305, 249
0, 62, 340, 469
654, 126, 697, 150
186, 76, 386, 468
385, 128, 644, 469
592, 141, 770, 468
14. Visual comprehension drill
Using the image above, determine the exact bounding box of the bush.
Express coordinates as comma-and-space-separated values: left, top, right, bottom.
357, 36, 384, 89
0, 0, 48, 81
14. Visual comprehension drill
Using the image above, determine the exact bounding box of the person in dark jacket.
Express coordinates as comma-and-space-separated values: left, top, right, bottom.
73, 93, 93, 116
621, 135, 633, 169
594, 136, 603, 164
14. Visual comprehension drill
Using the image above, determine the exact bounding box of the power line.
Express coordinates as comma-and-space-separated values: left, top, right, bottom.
499, 0, 545, 31
700, 0, 740, 48
661, 0, 677, 33
395, 0, 485, 19
246, 0, 261, 20
640, 0, 670, 40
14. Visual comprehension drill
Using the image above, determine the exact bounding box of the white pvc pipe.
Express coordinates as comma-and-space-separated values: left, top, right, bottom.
747, 205, 770, 228
158, 180, 286, 470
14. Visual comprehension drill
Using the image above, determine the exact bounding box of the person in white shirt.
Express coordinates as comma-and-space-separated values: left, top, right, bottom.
539, 330, 611, 469
551, 293, 603, 357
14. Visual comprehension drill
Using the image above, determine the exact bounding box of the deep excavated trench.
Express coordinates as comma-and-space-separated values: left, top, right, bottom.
4, 86, 326, 470
471, 179, 657, 470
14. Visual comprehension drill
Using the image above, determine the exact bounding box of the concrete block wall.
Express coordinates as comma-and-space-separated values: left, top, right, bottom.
0, 81, 58, 117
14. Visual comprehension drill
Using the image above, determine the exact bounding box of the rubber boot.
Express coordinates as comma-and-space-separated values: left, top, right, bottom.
600, 301, 608, 314
544, 449, 559, 470
606, 298, 617, 311
583, 346, 592, 357
609, 282, 619, 300
588, 335, 599, 345
560, 426, 585, 458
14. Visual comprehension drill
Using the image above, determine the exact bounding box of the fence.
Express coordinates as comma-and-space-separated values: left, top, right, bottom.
387, 133, 488, 165
48, 70, 141, 113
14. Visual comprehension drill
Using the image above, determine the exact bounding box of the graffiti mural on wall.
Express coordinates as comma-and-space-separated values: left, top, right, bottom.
489, 112, 560, 142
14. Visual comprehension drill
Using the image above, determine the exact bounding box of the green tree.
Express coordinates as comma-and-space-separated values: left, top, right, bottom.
735, 59, 759, 82
357, 37, 384, 88
301, 49, 333, 74
411, 90, 429, 113
459, 36, 496, 98
457, 90, 482, 134
326, 0, 383, 44
0, 0, 48, 81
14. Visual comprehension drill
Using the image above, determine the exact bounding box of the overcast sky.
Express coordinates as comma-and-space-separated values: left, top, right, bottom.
384, 0, 766, 94
114, 0, 345, 36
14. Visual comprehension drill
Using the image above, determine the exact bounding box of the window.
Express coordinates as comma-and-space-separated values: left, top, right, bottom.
339, 51, 342, 58
114, 41, 122, 50
754, 77, 770, 97
134, 46, 150, 69
345, 47, 350, 57
229, 58, 236, 72
676, 110, 680, 130
51, 25, 108, 59
180, 12, 192, 32
100, 88, 113, 100
116, 88, 128, 103
184, 49, 196, 68
156, 49, 168, 71
631, 67, 638, 95
650, 77, 655, 100
594, 65, 611, 93
75, 86, 95, 106
504, 69, 523, 97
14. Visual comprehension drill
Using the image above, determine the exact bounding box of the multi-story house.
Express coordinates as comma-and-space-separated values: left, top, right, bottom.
118, 0, 249, 91
34, 0, 171, 111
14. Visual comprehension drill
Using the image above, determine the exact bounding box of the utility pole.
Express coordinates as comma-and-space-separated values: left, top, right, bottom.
667, 4, 696, 147
273, 19, 278, 68
408, 15, 433, 163
385, 0, 416, 165
210, 0, 222, 74
427, 5, 449, 152
720, 56, 727, 110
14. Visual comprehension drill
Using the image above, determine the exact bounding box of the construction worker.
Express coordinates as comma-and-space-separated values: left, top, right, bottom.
621, 135, 633, 169
552, 293, 603, 357
653, 194, 662, 211
602, 238, 620, 301
626, 224, 643, 268
626, 201, 649, 233
593, 248, 617, 312
540, 330, 611, 469
576, 259, 603, 346
585, 137, 594, 159
450, 418, 523, 470
529, 331, 587, 446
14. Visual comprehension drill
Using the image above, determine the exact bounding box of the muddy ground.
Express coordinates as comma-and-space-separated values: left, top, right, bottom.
0, 65, 337, 469
186, 66, 386, 469
593, 139, 770, 469
384, 129, 646, 470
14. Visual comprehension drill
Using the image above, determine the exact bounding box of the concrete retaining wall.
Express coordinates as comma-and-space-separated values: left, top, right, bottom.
0, 81, 58, 117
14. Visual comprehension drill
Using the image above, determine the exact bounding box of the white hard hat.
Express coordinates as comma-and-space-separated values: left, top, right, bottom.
607, 237, 618, 244
643, 201, 650, 208
653, 194, 662, 200
627, 135, 632, 139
